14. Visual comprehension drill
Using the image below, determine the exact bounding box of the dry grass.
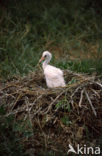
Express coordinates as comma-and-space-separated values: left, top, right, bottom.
0, 68, 102, 154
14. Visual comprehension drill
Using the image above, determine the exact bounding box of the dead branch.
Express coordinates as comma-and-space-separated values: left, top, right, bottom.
79, 88, 84, 107
85, 89, 97, 116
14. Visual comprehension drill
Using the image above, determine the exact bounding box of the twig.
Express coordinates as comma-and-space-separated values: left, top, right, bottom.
35, 117, 47, 147
91, 89, 100, 98
29, 95, 43, 112
85, 89, 97, 116
25, 97, 33, 131
44, 90, 65, 114
79, 88, 84, 107
11, 93, 23, 110
95, 81, 102, 88
71, 86, 81, 98
65, 69, 85, 77
5, 108, 26, 116
33, 107, 42, 116
0, 84, 19, 91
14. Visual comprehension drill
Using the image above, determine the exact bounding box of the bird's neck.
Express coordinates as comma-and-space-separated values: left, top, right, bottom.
42, 60, 49, 69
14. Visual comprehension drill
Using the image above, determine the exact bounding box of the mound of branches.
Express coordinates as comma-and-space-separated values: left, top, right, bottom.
0, 69, 102, 155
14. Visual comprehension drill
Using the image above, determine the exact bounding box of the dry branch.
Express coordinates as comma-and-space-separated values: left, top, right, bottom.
79, 88, 84, 107
85, 89, 97, 116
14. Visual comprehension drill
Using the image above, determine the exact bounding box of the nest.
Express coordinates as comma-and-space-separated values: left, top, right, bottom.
0, 69, 102, 154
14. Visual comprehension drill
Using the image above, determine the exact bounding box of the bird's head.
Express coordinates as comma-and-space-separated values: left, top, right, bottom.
39, 51, 52, 63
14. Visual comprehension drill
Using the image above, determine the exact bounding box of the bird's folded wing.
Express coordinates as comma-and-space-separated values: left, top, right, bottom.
44, 65, 63, 80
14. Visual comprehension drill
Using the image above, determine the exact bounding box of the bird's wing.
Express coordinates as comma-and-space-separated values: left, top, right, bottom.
44, 65, 63, 80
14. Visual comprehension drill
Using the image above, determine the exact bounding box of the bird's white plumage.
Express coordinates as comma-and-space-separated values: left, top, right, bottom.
40, 51, 66, 88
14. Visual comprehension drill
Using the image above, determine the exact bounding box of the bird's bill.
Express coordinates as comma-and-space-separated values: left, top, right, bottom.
39, 57, 45, 63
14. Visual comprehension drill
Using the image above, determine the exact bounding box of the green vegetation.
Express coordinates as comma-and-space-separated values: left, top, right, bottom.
0, 106, 31, 156
0, 0, 102, 79
55, 96, 71, 112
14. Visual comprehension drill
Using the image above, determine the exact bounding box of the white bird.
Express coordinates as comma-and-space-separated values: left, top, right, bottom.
39, 51, 66, 88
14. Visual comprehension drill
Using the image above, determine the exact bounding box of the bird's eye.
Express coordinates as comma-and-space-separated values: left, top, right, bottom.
44, 55, 47, 58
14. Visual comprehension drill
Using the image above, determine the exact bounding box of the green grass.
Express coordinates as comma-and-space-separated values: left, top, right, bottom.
0, 0, 102, 79
55, 58, 102, 74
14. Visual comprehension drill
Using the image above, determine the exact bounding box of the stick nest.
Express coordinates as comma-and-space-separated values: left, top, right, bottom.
0, 69, 102, 154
